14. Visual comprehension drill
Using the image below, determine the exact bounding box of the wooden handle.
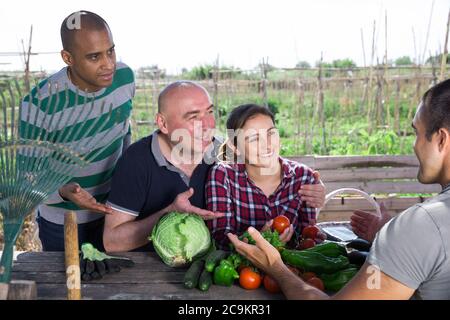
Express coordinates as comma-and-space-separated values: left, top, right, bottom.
64, 211, 81, 300
0, 283, 9, 300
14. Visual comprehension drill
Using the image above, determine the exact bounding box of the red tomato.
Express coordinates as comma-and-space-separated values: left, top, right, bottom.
263, 275, 281, 293
302, 225, 320, 239
301, 272, 317, 281
306, 277, 325, 291
298, 238, 316, 250
239, 267, 262, 290
273, 215, 290, 234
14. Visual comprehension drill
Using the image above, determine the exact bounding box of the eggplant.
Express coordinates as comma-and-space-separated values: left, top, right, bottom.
346, 238, 371, 252
347, 250, 369, 266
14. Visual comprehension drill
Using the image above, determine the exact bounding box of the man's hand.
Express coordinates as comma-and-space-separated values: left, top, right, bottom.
59, 182, 113, 214
350, 203, 392, 242
228, 227, 331, 300
261, 220, 294, 243
298, 171, 326, 209
171, 188, 224, 220
227, 227, 283, 274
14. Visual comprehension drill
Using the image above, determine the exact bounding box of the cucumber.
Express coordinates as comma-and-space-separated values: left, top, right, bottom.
198, 268, 213, 291
184, 259, 204, 289
205, 250, 229, 272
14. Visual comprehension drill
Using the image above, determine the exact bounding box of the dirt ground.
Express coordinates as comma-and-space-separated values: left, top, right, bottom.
0, 214, 42, 252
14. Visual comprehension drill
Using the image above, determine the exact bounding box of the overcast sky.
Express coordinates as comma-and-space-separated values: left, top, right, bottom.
0, 0, 448, 74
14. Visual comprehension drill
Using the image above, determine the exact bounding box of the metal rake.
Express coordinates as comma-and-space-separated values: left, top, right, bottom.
0, 79, 127, 283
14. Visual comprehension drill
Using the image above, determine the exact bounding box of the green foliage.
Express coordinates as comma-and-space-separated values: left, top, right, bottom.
331, 58, 357, 69
181, 64, 244, 80
426, 53, 450, 65
315, 61, 333, 68
182, 64, 214, 80
395, 56, 413, 66
267, 99, 279, 116
358, 129, 399, 155
296, 61, 311, 68
315, 58, 356, 69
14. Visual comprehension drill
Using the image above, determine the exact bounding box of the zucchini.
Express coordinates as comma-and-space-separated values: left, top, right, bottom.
205, 250, 229, 272
198, 269, 213, 291
281, 249, 349, 274
184, 259, 204, 289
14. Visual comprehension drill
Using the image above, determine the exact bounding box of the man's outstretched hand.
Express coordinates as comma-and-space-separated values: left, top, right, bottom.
350, 203, 392, 242
171, 188, 224, 220
227, 227, 284, 274
298, 171, 326, 209
59, 182, 113, 214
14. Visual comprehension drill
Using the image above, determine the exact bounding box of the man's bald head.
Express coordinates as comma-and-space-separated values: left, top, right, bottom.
61, 11, 110, 53
158, 81, 210, 114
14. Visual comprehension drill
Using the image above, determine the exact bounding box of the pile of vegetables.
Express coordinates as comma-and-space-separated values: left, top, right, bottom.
152, 213, 370, 293
297, 224, 328, 249
183, 229, 283, 292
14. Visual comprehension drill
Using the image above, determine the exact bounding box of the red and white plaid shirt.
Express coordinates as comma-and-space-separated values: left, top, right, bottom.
206, 157, 317, 249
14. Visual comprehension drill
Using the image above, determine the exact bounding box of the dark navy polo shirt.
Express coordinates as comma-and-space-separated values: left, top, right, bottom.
107, 130, 220, 251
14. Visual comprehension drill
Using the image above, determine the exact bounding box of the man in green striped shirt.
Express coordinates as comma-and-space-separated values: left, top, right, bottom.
19, 11, 134, 251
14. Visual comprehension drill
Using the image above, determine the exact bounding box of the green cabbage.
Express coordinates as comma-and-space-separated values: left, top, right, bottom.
150, 211, 211, 267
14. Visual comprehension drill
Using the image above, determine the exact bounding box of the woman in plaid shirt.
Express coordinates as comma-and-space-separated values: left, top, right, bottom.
206, 104, 320, 249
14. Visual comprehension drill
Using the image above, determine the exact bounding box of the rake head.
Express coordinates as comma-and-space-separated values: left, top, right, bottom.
0, 78, 127, 283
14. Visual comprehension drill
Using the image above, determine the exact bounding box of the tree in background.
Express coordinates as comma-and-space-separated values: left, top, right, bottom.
315, 58, 357, 69
295, 61, 311, 68
331, 58, 357, 69
394, 56, 413, 66
181, 64, 243, 80
426, 53, 450, 65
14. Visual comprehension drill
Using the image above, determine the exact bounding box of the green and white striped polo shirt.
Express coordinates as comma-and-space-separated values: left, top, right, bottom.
20, 61, 135, 225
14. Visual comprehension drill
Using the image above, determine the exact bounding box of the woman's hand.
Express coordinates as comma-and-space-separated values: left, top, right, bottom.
261, 219, 295, 243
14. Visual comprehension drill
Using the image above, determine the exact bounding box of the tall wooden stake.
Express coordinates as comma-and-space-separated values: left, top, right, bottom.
439, 10, 450, 82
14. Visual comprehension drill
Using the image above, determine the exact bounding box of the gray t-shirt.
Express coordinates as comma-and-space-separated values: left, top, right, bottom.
367, 187, 450, 300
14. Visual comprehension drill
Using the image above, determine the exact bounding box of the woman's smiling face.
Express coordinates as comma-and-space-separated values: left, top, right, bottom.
237, 113, 280, 168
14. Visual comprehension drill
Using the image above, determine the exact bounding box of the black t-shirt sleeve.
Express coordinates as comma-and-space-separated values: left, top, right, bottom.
107, 146, 149, 217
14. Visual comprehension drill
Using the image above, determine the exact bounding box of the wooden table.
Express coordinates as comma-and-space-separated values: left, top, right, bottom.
11, 252, 285, 300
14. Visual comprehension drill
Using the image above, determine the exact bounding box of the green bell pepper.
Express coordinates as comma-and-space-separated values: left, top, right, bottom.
213, 259, 240, 286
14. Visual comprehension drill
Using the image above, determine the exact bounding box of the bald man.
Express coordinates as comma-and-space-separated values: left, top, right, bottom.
103, 81, 326, 252
20, 11, 135, 251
